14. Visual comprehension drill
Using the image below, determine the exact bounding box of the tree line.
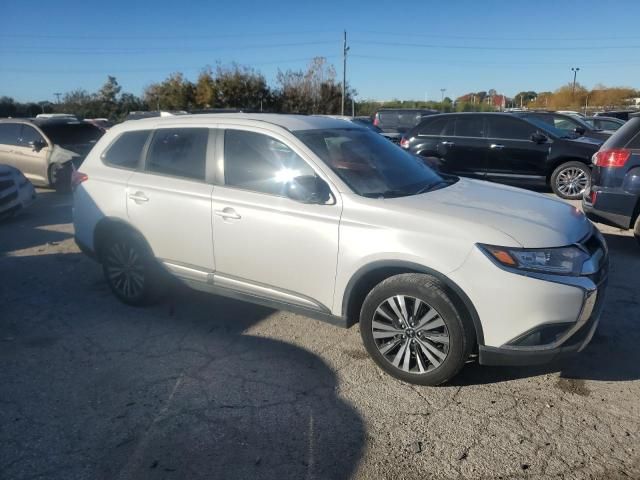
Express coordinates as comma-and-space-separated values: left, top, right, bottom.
0, 57, 355, 120
1, 58, 638, 120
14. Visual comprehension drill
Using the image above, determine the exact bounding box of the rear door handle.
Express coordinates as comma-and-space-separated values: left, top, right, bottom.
214, 207, 241, 220
490, 144, 505, 150
128, 191, 149, 203
441, 141, 455, 147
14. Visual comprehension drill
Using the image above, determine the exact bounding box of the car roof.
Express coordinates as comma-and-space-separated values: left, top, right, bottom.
122, 113, 357, 131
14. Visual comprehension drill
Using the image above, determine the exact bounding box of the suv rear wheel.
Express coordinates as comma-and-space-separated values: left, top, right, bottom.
100, 231, 165, 306
634, 215, 640, 246
359, 273, 473, 385
550, 161, 591, 200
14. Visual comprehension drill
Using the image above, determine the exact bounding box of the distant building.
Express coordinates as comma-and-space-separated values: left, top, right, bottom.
488, 94, 507, 110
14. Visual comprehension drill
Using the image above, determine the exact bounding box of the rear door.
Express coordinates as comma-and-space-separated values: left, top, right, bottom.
126, 127, 216, 273
437, 115, 487, 178
485, 116, 548, 178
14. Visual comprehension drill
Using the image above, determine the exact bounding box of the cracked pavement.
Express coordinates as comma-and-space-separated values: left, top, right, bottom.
1, 190, 639, 480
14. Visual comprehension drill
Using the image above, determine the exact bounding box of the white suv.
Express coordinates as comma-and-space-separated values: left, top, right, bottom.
72, 114, 608, 385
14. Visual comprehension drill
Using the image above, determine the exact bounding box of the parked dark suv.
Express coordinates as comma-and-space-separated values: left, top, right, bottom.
583, 113, 640, 243
372, 109, 439, 134
401, 113, 602, 199
512, 111, 611, 142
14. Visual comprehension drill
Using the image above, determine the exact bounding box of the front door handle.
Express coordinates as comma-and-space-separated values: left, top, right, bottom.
214, 207, 241, 220
128, 191, 149, 203
441, 141, 455, 147
490, 143, 505, 150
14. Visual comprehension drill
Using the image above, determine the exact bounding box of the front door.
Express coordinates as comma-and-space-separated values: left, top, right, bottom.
211, 128, 341, 312
126, 127, 215, 273
13, 125, 50, 184
484, 116, 549, 179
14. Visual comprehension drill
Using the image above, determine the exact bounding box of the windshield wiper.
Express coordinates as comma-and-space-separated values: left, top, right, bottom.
362, 189, 412, 198
414, 180, 448, 195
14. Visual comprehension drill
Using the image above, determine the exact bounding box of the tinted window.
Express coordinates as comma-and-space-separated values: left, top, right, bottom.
600, 120, 622, 131
18, 125, 45, 146
454, 116, 484, 137
103, 130, 150, 169
38, 122, 103, 145
553, 116, 577, 131
486, 116, 536, 140
295, 128, 445, 198
146, 128, 208, 180
0, 123, 21, 146
418, 116, 451, 136
224, 130, 315, 195
627, 132, 640, 149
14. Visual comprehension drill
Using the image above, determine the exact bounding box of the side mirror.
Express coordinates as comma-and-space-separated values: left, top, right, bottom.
285, 175, 332, 204
530, 132, 548, 144
30, 139, 47, 152
574, 127, 586, 135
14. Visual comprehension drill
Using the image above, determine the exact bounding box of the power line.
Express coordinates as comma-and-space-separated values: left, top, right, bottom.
349, 54, 636, 67
350, 40, 640, 51
0, 41, 338, 55
0, 30, 339, 40
353, 30, 640, 42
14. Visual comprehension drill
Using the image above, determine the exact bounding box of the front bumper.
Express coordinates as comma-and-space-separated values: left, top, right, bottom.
478, 282, 606, 366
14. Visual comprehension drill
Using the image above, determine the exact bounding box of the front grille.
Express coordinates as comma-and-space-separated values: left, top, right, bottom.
0, 179, 15, 192
0, 190, 17, 206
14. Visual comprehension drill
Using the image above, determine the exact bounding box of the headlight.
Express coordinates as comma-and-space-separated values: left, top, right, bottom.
479, 244, 590, 276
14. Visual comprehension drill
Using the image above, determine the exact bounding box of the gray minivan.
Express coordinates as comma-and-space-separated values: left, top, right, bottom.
372, 109, 439, 134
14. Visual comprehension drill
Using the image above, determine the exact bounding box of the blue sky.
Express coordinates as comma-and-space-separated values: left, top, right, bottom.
1, 0, 639, 103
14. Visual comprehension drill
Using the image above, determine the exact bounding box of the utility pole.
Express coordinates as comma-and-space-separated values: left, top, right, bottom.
571, 67, 580, 95
341, 30, 349, 116
351, 97, 355, 117
440, 88, 446, 111
54, 92, 61, 104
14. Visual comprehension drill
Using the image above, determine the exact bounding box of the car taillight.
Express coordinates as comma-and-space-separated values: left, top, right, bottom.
593, 148, 631, 168
373, 115, 379, 126
585, 190, 597, 205
400, 137, 409, 149
71, 170, 88, 190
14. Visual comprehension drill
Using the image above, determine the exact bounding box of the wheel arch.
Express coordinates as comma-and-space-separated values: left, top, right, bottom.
547, 157, 591, 183
93, 216, 154, 261
341, 261, 484, 345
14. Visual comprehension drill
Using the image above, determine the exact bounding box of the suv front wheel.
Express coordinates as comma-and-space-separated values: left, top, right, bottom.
359, 273, 473, 385
550, 161, 591, 200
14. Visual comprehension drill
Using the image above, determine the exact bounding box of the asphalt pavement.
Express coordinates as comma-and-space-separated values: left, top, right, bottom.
1, 190, 639, 480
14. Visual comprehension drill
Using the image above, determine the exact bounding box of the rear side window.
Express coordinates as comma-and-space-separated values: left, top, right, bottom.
418, 116, 451, 136
224, 129, 314, 196
455, 116, 484, 137
145, 128, 208, 180
102, 130, 150, 169
486, 117, 536, 140
0, 123, 21, 146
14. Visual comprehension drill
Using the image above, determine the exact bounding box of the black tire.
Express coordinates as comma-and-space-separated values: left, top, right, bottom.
359, 273, 474, 386
634, 215, 640, 247
48, 162, 72, 193
100, 230, 165, 306
550, 161, 591, 200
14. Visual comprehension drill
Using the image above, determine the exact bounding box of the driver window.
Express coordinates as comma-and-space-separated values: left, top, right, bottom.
18, 125, 45, 147
224, 130, 315, 196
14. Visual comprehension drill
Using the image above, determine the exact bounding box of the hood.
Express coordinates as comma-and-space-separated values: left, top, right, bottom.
569, 135, 603, 147
388, 178, 592, 248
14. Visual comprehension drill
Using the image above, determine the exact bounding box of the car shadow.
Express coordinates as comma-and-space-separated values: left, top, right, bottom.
0, 189, 73, 255
452, 231, 640, 386
0, 251, 365, 479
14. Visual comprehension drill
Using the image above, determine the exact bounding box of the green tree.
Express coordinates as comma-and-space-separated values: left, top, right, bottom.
215, 63, 270, 110
195, 67, 217, 108
144, 72, 195, 110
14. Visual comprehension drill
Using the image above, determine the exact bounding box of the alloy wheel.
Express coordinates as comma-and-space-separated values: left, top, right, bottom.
556, 167, 588, 198
104, 242, 145, 300
371, 295, 450, 374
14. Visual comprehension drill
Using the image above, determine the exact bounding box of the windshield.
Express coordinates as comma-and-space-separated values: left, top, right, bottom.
522, 117, 577, 139
39, 122, 104, 146
295, 128, 447, 197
